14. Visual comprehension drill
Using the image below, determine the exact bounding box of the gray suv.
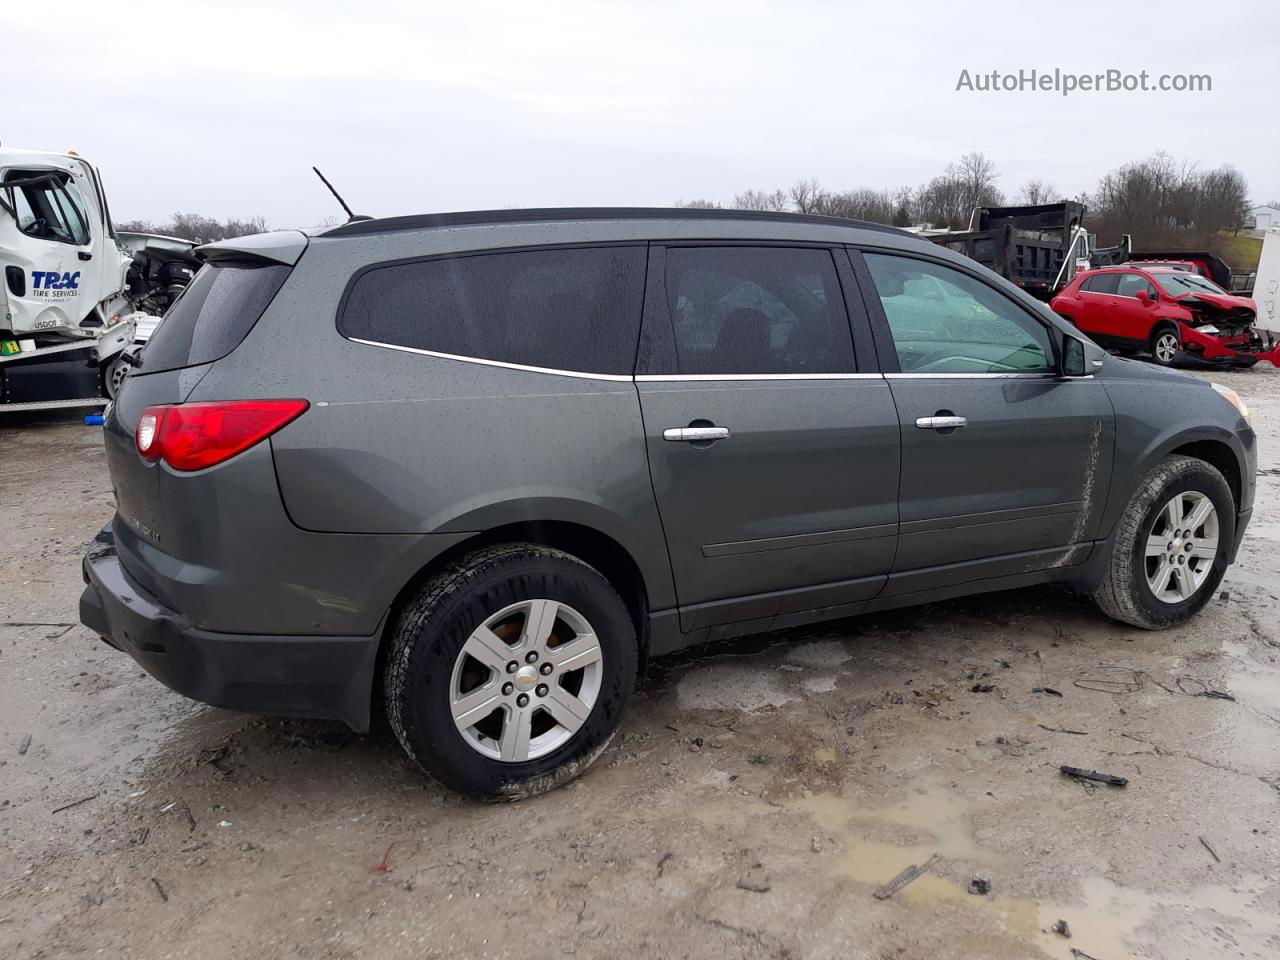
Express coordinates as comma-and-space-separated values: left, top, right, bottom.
80, 208, 1256, 798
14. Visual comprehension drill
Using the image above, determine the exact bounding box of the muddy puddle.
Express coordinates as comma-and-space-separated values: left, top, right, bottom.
788, 781, 1280, 960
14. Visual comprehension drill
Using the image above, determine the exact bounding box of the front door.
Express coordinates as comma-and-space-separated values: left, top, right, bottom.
636, 245, 901, 631
855, 249, 1114, 594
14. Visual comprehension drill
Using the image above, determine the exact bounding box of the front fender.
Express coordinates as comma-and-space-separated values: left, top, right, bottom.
1099, 376, 1254, 540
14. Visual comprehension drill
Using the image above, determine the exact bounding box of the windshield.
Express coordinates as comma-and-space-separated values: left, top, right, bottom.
1156, 272, 1228, 297
2, 170, 90, 245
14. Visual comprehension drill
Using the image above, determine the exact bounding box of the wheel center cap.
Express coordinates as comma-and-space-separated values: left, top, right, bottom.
514, 665, 539, 690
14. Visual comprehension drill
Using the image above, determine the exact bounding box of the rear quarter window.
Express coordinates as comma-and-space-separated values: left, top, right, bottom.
140, 261, 290, 373
339, 246, 647, 376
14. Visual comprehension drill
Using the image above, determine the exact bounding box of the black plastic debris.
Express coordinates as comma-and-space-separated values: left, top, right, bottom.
1060, 765, 1128, 787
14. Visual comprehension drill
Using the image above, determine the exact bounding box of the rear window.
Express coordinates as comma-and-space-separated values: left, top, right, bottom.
140, 262, 290, 373
339, 246, 647, 376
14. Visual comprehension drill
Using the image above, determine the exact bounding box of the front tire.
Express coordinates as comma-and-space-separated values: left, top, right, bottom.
101, 354, 129, 399
384, 543, 637, 800
1150, 327, 1180, 366
1092, 455, 1234, 629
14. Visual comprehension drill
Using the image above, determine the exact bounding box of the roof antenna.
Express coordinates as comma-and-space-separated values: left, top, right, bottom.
312, 166, 370, 222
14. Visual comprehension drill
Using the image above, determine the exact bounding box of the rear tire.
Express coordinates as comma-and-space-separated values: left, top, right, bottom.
1150, 327, 1180, 366
1091, 455, 1234, 629
384, 543, 637, 800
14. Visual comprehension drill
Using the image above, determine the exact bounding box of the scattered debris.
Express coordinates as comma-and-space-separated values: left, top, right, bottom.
150, 877, 168, 902
657, 852, 673, 877
1032, 687, 1063, 697
52, 793, 99, 814
1038, 724, 1089, 736
1199, 836, 1221, 863
736, 868, 771, 893
17, 734, 31, 755
1052, 918, 1072, 938
1219, 590, 1230, 601
748, 754, 770, 765
1070, 949, 1100, 960
968, 877, 991, 895
995, 659, 1011, 669
873, 853, 941, 900
199, 745, 234, 777
1201, 690, 1236, 702
1060, 766, 1128, 787
970, 683, 996, 693
810, 836, 823, 853
368, 840, 421, 875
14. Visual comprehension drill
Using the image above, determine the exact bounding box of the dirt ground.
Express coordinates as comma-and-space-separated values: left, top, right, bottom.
2, 366, 1278, 960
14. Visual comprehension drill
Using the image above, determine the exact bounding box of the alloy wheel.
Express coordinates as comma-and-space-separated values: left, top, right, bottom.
1144, 491, 1219, 603
448, 599, 603, 762
1154, 333, 1178, 364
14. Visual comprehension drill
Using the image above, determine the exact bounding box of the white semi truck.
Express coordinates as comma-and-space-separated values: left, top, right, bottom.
0, 147, 193, 412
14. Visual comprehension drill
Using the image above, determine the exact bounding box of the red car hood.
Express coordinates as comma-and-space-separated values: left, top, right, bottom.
1173, 291, 1256, 312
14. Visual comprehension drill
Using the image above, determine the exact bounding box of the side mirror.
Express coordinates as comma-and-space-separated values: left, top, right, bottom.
1136, 288, 1152, 305
1060, 332, 1104, 377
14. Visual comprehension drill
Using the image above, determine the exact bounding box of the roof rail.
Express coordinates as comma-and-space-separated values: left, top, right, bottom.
320, 206, 915, 239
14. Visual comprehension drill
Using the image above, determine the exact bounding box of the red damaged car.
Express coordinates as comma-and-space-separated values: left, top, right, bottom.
1051, 266, 1280, 368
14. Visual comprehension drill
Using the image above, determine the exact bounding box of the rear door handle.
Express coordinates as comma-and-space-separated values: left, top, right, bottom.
663, 426, 730, 442
915, 416, 967, 431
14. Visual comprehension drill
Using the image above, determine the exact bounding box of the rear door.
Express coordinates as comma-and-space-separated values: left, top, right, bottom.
636, 244, 900, 632
853, 249, 1114, 593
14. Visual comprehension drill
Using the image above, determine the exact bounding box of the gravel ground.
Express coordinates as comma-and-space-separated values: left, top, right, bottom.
2, 366, 1278, 960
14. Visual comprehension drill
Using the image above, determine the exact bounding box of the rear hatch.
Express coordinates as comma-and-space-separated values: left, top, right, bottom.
104, 237, 302, 577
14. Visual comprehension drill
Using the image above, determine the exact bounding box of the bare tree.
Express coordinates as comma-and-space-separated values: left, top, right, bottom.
677, 199, 722, 209
117, 213, 269, 242
789, 178, 824, 214
1016, 179, 1058, 204
812, 188, 900, 224
732, 188, 789, 212
1091, 152, 1250, 248
955, 152, 1003, 218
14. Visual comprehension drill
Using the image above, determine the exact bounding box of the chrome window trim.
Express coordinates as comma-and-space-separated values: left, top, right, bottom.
636, 373, 883, 382
884, 372, 1057, 379
346, 337, 634, 382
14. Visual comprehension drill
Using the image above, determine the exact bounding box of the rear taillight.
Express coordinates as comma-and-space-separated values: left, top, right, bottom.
135, 399, 309, 471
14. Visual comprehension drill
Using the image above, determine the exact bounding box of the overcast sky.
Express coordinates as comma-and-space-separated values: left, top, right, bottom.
3, 0, 1276, 229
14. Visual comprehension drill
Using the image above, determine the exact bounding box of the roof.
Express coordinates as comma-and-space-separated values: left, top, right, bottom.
319, 206, 915, 239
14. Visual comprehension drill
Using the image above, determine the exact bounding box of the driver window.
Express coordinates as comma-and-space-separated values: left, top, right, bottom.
1116, 273, 1155, 299
864, 253, 1054, 374
663, 247, 854, 375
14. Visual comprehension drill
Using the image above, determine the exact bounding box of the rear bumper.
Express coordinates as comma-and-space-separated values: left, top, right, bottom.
79, 528, 381, 731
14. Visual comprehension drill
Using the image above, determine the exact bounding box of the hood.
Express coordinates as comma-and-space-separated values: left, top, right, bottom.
1097, 354, 1201, 385
1174, 291, 1256, 313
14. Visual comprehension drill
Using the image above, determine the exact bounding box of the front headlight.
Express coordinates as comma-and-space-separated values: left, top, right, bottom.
1197, 325, 1220, 334
1212, 382, 1250, 421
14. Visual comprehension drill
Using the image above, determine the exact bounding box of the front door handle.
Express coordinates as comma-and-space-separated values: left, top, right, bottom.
915, 415, 967, 431
663, 426, 730, 442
